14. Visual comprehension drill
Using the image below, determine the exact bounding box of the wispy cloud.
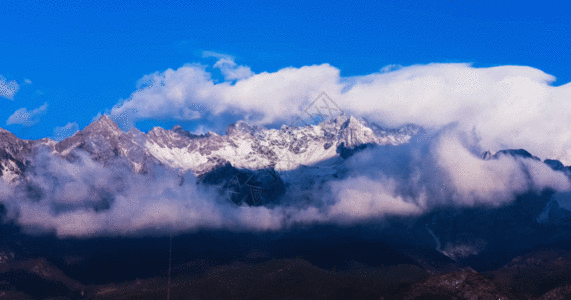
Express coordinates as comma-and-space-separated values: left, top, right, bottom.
6, 102, 48, 126
379, 64, 402, 73
0, 76, 20, 100
91, 112, 103, 123
201, 51, 231, 59
53, 122, 79, 141
202, 51, 254, 81
207, 52, 254, 81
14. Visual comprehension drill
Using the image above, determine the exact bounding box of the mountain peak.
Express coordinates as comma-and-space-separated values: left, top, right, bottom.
340, 115, 362, 128
96, 114, 112, 123
0, 127, 23, 144
206, 131, 219, 137
85, 115, 122, 134
171, 124, 191, 137
319, 113, 366, 130
226, 120, 253, 136
482, 150, 494, 160
493, 149, 540, 161
170, 125, 206, 139
128, 126, 142, 134
319, 113, 347, 125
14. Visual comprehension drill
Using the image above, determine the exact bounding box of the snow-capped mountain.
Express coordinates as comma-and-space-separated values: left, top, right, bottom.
0, 113, 420, 185
0, 113, 421, 207
143, 113, 421, 176
53, 115, 161, 174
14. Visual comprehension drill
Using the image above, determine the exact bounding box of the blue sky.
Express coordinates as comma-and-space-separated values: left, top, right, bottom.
1, 0, 570, 140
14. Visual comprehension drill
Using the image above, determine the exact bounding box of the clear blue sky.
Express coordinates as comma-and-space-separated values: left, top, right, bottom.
1, 0, 570, 140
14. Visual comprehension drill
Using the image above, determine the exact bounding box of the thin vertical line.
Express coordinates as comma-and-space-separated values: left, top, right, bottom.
167, 233, 172, 300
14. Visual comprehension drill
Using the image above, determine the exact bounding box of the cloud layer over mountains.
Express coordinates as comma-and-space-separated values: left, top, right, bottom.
3, 58, 571, 238
2, 125, 571, 238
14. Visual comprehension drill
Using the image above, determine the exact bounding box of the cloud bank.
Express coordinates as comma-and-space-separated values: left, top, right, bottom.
3, 124, 570, 237
203, 51, 254, 81
111, 61, 571, 165
1, 150, 290, 236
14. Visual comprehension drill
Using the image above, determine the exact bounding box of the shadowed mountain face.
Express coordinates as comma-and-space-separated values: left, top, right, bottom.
488, 249, 571, 299
536, 285, 571, 300
336, 141, 372, 159
197, 162, 286, 206
414, 190, 557, 271
5, 246, 571, 299
0, 255, 84, 299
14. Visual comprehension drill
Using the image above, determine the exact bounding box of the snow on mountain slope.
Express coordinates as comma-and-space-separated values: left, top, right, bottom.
0, 160, 19, 183
143, 113, 420, 176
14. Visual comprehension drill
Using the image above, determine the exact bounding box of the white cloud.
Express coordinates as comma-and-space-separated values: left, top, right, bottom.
213, 57, 254, 81
111, 63, 338, 126
24, 79, 32, 84
441, 240, 487, 261
113, 64, 211, 122
201, 50, 230, 59
190, 124, 208, 135
2, 149, 324, 236
327, 176, 426, 222
6, 102, 48, 126
53, 122, 79, 141
0, 76, 19, 100
435, 129, 571, 206
112, 62, 571, 165
328, 127, 571, 212
380, 64, 402, 73
203, 51, 254, 81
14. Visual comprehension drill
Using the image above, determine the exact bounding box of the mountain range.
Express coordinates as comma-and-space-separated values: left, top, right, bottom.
2, 113, 571, 232
3, 114, 571, 299
0, 114, 422, 207
1, 114, 420, 182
